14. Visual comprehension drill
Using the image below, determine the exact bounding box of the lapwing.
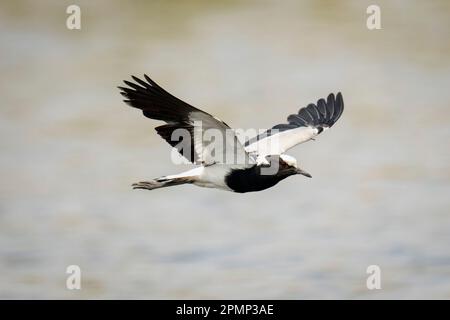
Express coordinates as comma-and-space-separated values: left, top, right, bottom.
119, 75, 344, 193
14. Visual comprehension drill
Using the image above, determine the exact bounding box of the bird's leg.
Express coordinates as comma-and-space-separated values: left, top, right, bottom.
132, 180, 164, 190
132, 176, 195, 191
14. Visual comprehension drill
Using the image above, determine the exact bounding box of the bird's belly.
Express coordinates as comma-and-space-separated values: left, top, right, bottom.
193, 180, 230, 190
195, 165, 233, 191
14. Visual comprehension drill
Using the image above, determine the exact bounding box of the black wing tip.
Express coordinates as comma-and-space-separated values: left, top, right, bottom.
333, 91, 344, 123
131, 75, 144, 82
287, 91, 344, 130
118, 74, 155, 90
118, 75, 156, 107
327, 92, 342, 98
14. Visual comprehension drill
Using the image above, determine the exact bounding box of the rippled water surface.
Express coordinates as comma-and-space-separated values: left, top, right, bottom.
0, 0, 449, 298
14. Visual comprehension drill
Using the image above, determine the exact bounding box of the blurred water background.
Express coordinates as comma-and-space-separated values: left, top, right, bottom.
0, 0, 449, 299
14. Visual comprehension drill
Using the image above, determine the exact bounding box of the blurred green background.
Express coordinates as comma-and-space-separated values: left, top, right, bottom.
0, 0, 449, 298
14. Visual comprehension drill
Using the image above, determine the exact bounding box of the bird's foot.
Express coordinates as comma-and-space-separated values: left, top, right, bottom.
132, 180, 162, 190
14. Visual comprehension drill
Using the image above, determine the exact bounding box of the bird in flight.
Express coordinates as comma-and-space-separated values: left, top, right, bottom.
119, 75, 344, 193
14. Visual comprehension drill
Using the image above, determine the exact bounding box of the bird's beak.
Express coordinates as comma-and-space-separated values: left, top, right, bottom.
296, 168, 312, 178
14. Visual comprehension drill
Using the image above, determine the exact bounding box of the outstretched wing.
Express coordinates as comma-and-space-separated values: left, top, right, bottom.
119, 75, 252, 166
245, 92, 344, 157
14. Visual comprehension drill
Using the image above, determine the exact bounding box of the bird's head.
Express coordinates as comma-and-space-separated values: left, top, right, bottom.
280, 154, 312, 178
263, 154, 312, 178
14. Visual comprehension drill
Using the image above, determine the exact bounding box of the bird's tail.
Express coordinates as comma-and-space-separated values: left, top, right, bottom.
132, 176, 194, 191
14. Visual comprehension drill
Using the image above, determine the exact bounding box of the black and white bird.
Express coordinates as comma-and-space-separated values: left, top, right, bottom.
119, 75, 344, 193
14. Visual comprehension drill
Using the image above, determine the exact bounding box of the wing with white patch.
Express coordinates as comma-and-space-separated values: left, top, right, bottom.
119, 75, 252, 167
245, 92, 344, 157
